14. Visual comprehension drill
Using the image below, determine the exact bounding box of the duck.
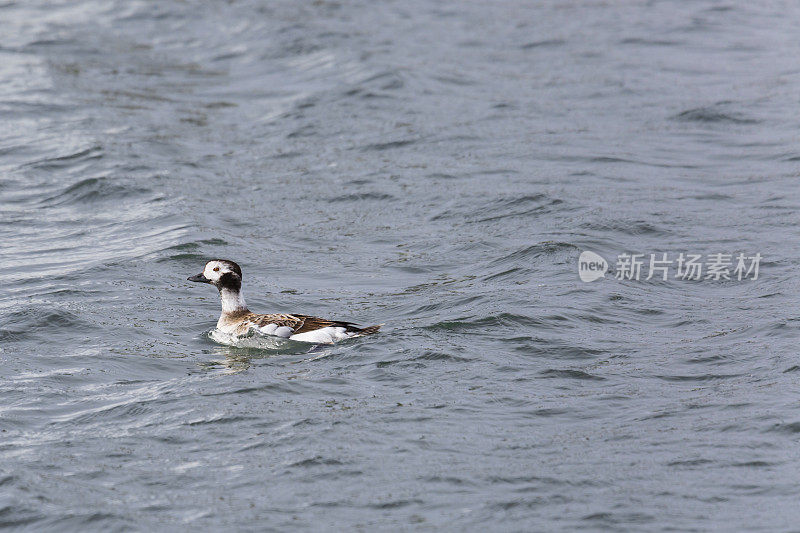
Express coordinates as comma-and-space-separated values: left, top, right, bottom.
188, 259, 380, 343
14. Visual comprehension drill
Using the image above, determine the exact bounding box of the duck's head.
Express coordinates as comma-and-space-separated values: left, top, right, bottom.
188, 259, 243, 292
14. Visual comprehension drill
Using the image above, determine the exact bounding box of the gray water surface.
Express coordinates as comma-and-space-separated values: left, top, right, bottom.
3, 0, 800, 530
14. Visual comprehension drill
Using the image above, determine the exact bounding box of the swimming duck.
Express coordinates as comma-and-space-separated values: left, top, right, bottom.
188, 259, 380, 343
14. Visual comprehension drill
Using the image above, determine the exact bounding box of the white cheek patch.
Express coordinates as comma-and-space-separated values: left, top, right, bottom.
204, 264, 218, 280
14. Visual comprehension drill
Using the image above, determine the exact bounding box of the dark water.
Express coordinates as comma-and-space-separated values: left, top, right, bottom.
2, 0, 800, 530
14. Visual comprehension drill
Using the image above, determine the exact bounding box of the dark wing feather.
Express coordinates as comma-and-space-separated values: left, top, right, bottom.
289, 314, 363, 334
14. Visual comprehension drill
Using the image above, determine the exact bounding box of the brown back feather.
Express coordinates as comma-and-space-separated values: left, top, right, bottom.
238, 312, 381, 336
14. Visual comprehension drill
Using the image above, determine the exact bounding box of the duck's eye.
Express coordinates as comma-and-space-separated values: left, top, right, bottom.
213, 267, 220, 272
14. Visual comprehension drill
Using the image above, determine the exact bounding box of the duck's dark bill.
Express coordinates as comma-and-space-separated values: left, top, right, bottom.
188, 273, 210, 283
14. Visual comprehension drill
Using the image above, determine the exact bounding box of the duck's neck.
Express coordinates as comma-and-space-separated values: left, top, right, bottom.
219, 287, 248, 315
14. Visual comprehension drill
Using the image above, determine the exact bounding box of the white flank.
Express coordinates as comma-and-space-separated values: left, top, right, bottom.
290, 326, 353, 344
